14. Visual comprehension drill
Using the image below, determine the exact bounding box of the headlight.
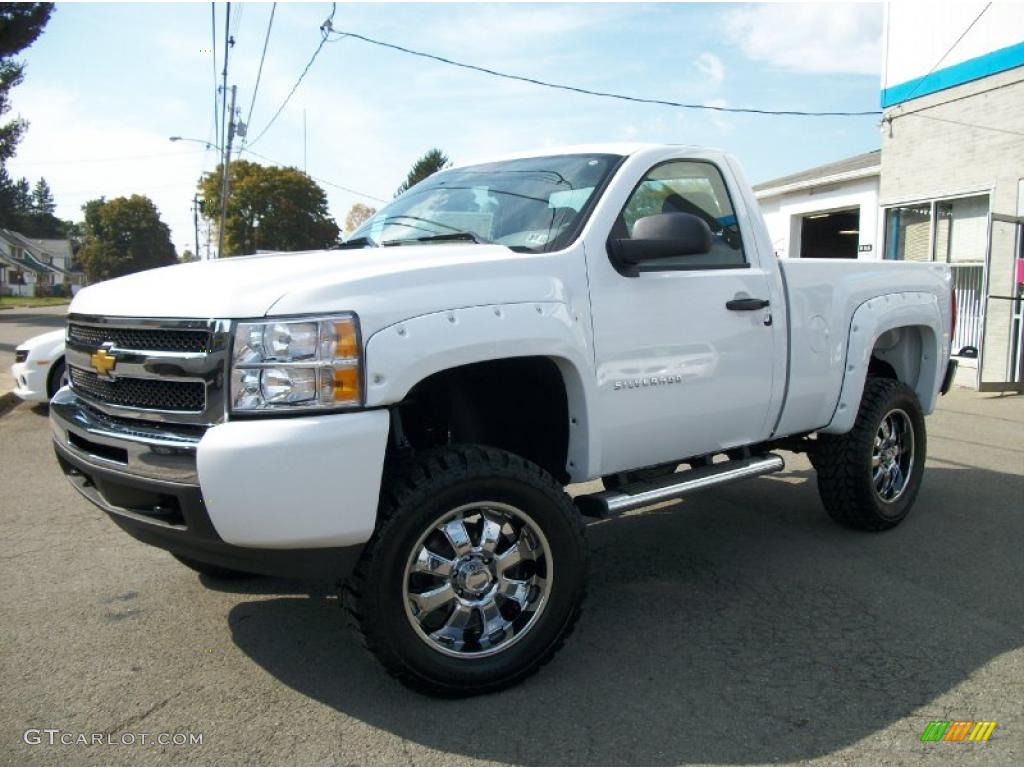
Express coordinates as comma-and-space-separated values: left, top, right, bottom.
230, 314, 362, 412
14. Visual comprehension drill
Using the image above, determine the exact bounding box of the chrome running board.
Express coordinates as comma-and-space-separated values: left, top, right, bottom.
576, 454, 785, 518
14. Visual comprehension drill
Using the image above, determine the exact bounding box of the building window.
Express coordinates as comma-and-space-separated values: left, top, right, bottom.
884, 203, 931, 261
884, 194, 989, 263
934, 195, 989, 263
885, 194, 990, 357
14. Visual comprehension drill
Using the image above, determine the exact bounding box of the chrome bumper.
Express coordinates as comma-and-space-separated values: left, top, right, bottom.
49, 387, 203, 484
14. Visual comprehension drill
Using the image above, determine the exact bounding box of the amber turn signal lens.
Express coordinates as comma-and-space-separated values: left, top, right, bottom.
332, 366, 360, 402
333, 319, 359, 359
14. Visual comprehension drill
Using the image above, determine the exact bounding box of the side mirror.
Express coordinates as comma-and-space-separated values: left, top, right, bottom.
608, 212, 713, 274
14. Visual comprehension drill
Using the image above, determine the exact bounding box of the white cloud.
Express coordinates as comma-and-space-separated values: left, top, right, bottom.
694, 52, 725, 88
725, 3, 882, 75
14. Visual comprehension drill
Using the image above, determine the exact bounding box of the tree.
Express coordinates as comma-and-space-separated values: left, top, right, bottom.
0, 3, 53, 226
77, 195, 177, 282
198, 160, 339, 256
31, 176, 53, 213
394, 148, 450, 197
344, 202, 376, 234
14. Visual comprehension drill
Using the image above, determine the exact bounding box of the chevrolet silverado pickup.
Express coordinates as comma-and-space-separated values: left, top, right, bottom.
50, 144, 957, 696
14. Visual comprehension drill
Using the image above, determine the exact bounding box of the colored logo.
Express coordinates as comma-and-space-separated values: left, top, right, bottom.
920, 721, 997, 742
90, 347, 118, 378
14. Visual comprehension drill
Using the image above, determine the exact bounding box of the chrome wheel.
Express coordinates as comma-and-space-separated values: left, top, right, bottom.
403, 501, 552, 658
872, 408, 915, 503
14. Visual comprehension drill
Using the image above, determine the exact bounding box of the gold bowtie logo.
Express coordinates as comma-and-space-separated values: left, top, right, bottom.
90, 348, 118, 377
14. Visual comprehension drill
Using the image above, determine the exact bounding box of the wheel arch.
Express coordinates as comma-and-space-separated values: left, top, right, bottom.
822, 293, 946, 435
46, 355, 67, 398
364, 303, 596, 481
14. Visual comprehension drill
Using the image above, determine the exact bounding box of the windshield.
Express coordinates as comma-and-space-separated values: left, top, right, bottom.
349, 153, 621, 252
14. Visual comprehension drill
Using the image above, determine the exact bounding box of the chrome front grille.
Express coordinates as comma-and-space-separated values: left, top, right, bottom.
65, 314, 230, 425
68, 323, 211, 354
69, 367, 206, 412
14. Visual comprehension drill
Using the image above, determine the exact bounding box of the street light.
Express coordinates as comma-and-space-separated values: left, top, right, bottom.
170, 127, 233, 260
169, 135, 220, 151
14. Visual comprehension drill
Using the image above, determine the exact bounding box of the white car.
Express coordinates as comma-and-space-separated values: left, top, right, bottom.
12, 329, 67, 403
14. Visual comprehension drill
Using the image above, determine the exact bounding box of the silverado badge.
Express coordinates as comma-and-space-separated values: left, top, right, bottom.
90, 346, 118, 378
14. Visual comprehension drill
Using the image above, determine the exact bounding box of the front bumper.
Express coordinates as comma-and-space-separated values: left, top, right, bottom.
11, 360, 49, 403
50, 388, 390, 580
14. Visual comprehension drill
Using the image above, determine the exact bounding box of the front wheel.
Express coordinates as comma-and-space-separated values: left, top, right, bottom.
345, 445, 587, 697
813, 377, 927, 531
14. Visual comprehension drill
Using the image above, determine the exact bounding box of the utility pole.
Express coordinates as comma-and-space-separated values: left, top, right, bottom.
218, 84, 237, 259
192, 193, 200, 260
303, 108, 307, 173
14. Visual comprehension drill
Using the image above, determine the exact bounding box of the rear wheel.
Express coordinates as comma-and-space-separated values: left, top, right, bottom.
814, 377, 926, 530
346, 445, 587, 697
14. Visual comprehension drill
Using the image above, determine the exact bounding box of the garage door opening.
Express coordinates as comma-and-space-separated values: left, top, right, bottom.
799, 208, 860, 259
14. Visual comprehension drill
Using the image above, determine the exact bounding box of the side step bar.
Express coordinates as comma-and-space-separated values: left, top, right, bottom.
576, 454, 785, 518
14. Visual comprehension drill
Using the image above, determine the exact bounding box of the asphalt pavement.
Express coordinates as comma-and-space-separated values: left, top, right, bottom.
0, 388, 1021, 766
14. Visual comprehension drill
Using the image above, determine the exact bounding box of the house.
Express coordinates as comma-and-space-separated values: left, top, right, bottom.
0, 229, 83, 297
754, 150, 881, 261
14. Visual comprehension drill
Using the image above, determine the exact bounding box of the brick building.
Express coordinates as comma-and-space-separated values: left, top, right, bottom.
880, 1, 1023, 390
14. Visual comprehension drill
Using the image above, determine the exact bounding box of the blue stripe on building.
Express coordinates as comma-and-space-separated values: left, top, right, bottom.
882, 40, 1024, 108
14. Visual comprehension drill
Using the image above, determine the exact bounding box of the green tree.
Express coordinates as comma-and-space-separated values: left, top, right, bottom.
31, 176, 53, 213
11, 174, 30, 212
0, 3, 53, 228
198, 160, 339, 256
394, 148, 450, 197
77, 195, 177, 282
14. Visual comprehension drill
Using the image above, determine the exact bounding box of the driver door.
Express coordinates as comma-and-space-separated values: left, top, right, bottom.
587, 158, 780, 474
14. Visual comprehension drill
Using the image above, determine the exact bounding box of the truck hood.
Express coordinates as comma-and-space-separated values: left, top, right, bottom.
69, 244, 574, 335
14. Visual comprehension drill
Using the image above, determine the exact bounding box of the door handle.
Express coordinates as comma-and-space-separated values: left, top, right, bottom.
726, 297, 770, 311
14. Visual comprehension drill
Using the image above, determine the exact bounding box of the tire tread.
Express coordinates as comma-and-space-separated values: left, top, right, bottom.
344, 444, 587, 696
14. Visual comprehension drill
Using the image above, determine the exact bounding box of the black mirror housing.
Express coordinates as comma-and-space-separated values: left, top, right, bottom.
608, 212, 713, 275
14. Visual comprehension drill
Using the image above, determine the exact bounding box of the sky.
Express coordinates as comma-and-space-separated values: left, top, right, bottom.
7, 1, 886, 255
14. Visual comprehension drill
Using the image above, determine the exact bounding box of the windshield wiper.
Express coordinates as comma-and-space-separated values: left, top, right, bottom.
381, 231, 490, 247
335, 235, 378, 249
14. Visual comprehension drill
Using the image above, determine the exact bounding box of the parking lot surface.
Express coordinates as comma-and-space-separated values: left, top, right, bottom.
1, 388, 1021, 766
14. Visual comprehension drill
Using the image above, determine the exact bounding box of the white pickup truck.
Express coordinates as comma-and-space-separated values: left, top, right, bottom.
51, 144, 956, 696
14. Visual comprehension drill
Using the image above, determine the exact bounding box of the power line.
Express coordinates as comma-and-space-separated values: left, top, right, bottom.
900, 2, 991, 103
326, 29, 883, 118
903, 111, 1024, 137
239, 146, 387, 202
242, 2, 277, 151
246, 3, 337, 148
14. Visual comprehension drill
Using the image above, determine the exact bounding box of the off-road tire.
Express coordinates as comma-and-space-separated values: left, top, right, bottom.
814, 377, 926, 531
172, 554, 257, 580
345, 444, 588, 697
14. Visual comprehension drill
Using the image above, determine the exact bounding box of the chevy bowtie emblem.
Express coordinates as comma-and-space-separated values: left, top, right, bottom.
90, 347, 118, 378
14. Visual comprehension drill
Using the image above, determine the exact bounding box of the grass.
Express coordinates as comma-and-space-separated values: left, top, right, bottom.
0, 296, 71, 309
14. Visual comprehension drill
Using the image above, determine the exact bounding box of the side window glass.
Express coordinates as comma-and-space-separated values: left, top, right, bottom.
616, 160, 746, 269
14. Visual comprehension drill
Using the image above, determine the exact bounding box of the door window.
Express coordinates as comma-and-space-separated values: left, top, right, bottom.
614, 160, 746, 269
